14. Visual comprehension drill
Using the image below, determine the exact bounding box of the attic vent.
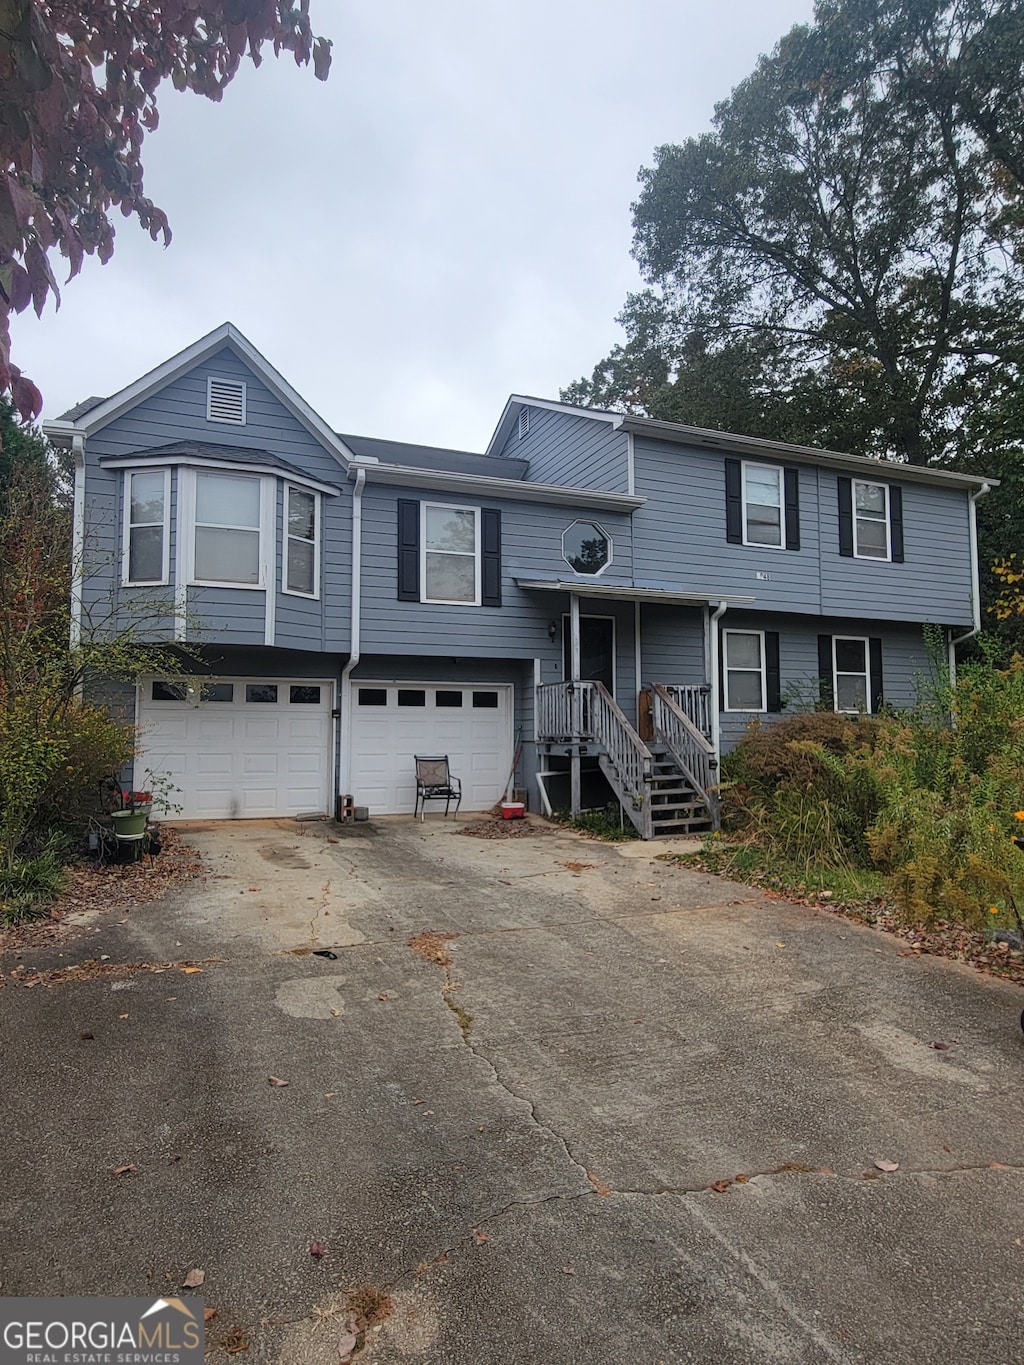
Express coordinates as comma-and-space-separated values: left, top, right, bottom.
207, 377, 246, 425
518, 407, 530, 439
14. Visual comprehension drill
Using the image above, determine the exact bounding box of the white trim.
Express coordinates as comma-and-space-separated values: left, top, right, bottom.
183, 467, 268, 591
43, 322, 357, 469
121, 468, 171, 587
515, 579, 755, 606
723, 628, 767, 712
262, 476, 276, 646
206, 375, 247, 425
832, 635, 871, 713
562, 611, 616, 697
357, 461, 645, 511
339, 467, 367, 800
420, 501, 481, 606
634, 600, 642, 693
485, 394, 621, 457
708, 603, 727, 764
561, 518, 613, 577
283, 484, 321, 600
100, 453, 339, 498
741, 461, 785, 551
69, 436, 86, 650
852, 479, 892, 561
626, 430, 635, 496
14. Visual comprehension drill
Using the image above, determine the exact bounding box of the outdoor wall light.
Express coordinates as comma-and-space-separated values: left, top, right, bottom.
547, 620, 559, 642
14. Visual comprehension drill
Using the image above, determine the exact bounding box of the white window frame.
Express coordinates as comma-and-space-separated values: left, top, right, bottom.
420, 502, 481, 606
122, 467, 171, 586
832, 635, 871, 714
283, 483, 320, 599
741, 461, 785, 550
723, 629, 767, 712
181, 467, 272, 591
852, 479, 892, 561
206, 375, 247, 425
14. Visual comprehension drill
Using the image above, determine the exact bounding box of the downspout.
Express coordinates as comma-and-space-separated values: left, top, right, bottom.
947, 482, 992, 687
70, 434, 86, 651
338, 465, 367, 802
708, 600, 728, 764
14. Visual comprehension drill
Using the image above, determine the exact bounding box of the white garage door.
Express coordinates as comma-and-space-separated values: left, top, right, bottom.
350, 683, 513, 815
136, 678, 333, 819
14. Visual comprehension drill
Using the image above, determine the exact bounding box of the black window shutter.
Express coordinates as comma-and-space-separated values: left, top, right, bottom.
784, 468, 800, 551
481, 508, 502, 607
869, 638, 884, 712
838, 478, 854, 557
725, 459, 743, 543
765, 632, 782, 711
889, 486, 904, 562
817, 635, 835, 709
397, 499, 419, 601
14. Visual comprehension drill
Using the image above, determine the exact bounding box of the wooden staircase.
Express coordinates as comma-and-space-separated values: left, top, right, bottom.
536, 680, 720, 839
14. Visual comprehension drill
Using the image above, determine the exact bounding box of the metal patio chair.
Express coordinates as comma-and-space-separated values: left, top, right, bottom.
414, 755, 463, 821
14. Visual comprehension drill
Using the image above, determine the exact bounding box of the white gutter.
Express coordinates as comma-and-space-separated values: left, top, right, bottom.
948, 483, 992, 680
708, 601, 728, 763
69, 434, 86, 650
338, 465, 367, 803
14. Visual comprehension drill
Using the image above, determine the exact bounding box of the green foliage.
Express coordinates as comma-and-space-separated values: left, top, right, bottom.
720, 650, 1024, 931
565, 0, 1024, 475
0, 837, 68, 925
558, 805, 641, 841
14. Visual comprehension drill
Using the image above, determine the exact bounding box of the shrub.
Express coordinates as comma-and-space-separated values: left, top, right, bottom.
0, 837, 68, 924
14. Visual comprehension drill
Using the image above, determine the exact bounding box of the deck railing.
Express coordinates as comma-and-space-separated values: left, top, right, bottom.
661, 683, 713, 740
651, 684, 719, 825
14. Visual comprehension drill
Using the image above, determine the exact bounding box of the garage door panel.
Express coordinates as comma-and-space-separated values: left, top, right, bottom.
137, 678, 331, 820
351, 682, 512, 816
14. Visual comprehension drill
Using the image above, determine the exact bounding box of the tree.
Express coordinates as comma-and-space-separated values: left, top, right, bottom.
565, 0, 1024, 466
0, 1, 332, 420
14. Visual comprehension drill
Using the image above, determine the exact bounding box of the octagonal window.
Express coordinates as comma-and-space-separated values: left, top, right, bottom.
562, 520, 611, 575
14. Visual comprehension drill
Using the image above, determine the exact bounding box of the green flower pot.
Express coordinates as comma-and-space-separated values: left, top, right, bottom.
111, 809, 148, 838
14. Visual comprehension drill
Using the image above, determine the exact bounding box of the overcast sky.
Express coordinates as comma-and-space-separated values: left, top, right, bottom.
17, 0, 814, 452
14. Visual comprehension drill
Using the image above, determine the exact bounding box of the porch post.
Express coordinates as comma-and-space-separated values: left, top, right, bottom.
569, 592, 581, 816
708, 600, 728, 766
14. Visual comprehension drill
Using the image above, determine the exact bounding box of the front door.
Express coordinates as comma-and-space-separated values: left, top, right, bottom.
563, 615, 615, 695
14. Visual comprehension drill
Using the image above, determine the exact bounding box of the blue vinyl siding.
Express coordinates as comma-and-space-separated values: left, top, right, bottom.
633, 437, 975, 627
499, 407, 629, 492
83, 347, 352, 652
638, 605, 707, 687
717, 612, 939, 752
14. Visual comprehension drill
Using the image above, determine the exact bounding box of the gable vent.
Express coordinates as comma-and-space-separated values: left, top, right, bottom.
207, 377, 247, 425
518, 407, 530, 439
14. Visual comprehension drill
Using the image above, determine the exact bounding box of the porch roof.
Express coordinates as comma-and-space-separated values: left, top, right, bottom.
514, 578, 755, 606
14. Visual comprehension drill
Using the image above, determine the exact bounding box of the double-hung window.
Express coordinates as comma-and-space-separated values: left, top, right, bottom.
284, 485, 319, 597
853, 480, 890, 559
193, 471, 262, 586
742, 463, 784, 548
723, 630, 766, 711
421, 502, 480, 605
833, 637, 870, 712
123, 469, 170, 585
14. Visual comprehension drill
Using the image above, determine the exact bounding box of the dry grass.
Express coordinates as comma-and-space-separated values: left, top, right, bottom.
408, 930, 459, 967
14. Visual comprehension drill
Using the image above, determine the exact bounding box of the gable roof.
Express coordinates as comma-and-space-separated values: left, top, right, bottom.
42, 323, 358, 470
339, 432, 528, 479
485, 395, 621, 457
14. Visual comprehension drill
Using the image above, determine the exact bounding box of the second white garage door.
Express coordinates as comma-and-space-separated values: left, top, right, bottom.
350, 683, 513, 815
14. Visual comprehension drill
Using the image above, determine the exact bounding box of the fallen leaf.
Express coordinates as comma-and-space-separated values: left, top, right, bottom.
181, 966, 203, 975
377, 992, 388, 1001
80, 1031, 94, 1040
709, 1179, 732, 1193
113, 1163, 137, 1176
310, 1240, 327, 1260
248, 886, 260, 892
471, 1226, 489, 1244
182, 1268, 205, 1288
734, 1173, 749, 1183
873, 1159, 899, 1172
204, 1308, 218, 1323
119, 1013, 129, 1019
990, 1161, 1010, 1170
222, 1325, 249, 1355
330, 1008, 341, 1017
268, 1076, 289, 1087
337, 1328, 358, 1362
929, 1041, 951, 1051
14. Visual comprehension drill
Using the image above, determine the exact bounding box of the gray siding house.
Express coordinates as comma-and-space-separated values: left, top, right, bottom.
44, 324, 994, 837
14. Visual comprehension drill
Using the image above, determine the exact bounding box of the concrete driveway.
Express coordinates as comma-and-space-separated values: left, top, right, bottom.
2, 816, 1023, 1363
